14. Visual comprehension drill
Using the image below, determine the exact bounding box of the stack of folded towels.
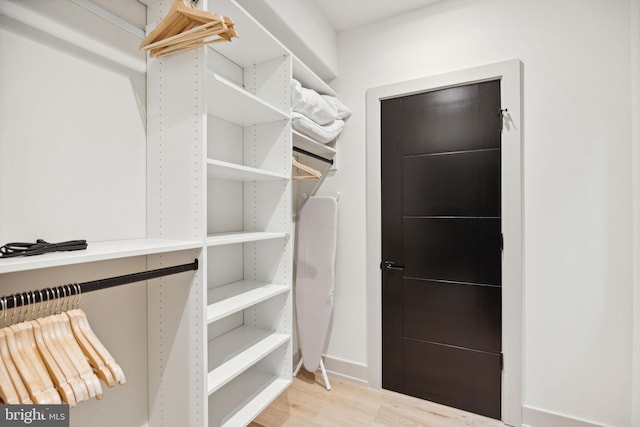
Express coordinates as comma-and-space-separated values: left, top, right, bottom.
291, 79, 351, 144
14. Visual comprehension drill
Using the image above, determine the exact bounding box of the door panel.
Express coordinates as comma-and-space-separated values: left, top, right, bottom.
403, 279, 501, 352
382, 79, 502, 420
402, 81, 502, 155
403, 217, 501, 284
404, 339, 502, 418
402, 149, 501, 217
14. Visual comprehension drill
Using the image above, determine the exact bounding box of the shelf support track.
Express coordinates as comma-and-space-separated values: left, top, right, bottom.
1, 259, 199, 310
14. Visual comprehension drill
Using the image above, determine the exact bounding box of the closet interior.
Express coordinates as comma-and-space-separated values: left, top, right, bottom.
0, 0, 338, 425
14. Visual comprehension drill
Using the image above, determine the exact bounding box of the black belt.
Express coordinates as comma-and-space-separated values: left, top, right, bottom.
0, 239, 88, 258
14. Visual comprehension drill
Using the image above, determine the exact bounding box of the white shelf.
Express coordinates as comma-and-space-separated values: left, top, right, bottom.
209, 368, 291, 427
292, 55, 336, 97
207, 281, 289, 323
0, 238, 202, 274
207, 325, 289, 395
207, 71, 289, 126
207, 231, 287, 247
206, 0, 288, 67
292, 130, 337, 159
207, 159, 289, 182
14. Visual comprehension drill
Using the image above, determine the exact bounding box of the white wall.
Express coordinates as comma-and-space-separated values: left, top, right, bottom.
318, 0, 635, 425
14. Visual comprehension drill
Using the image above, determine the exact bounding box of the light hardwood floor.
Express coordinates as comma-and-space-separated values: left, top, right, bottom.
250, 369, 507, 427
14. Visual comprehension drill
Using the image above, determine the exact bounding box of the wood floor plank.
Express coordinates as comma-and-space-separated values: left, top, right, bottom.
250, 370, 508, 427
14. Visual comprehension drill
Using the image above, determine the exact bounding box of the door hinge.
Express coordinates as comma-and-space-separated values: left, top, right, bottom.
500, 233, 504, 252
500, 353, 504, 370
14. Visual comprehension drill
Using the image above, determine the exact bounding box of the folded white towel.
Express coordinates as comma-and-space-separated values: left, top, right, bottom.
292, 112, 345, 144
321, 94, 352, 120
292, 79, 337, 126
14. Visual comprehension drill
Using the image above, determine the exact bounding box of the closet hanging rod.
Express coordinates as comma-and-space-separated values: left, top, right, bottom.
1, 259, 199, 310
293, 147, 334, 165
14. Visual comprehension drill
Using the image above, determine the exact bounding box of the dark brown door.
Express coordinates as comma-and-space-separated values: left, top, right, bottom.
381, 80, 502, 419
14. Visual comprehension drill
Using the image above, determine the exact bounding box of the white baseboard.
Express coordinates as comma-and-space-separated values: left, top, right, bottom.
293, 350, 369, 386
321, 354, 369, 386
522, 406, 609, 427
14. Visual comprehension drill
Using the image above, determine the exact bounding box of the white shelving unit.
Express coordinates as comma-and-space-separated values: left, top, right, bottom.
145, 0, 298, 424
205, 1, 295, 425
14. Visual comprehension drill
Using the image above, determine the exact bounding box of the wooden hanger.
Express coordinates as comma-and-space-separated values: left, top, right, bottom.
66, 285, 122, 387
11, 321, 61, 404
51, 312, 102, 400
30, 292, 77, 406
0, 346, 19, 404
3, 296, 51, 404
31, 319, 76, 406
7, 296, 61, 404
4, 325, 48, 403
36, 315, 89, 403
0, 329, 31, 403
293, 156, 322, 180
140, 0, 237, 58
0, 300, 19, 404
67, 309, 125, 385
66, 310, 115, 387
42, 288, 100, 401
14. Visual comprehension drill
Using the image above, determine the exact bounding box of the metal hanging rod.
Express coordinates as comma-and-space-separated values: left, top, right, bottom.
293, 147, 334, 165
1, 259, 199, 310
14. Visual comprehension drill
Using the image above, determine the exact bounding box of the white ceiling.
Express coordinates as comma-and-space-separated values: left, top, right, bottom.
310, 0, 444, 32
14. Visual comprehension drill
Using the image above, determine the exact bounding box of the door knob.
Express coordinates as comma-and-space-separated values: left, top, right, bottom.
381, 261, 405, 271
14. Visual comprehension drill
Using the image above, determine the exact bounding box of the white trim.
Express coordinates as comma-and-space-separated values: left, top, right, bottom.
632, 1, 640, 425
293, 350, 369, 386
522, 406, 609, 427
365, 59, 523, 427
322, 354, 369, 387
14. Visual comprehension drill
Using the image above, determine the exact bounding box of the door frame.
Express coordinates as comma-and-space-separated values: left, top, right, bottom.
365, 59, 523, 427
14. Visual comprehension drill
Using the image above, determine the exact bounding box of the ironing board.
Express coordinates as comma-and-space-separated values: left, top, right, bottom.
294, 196, 338, 390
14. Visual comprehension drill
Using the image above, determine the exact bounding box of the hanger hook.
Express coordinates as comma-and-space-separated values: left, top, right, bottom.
23, 293, 30, 322
67, 284, 73, 311
74, 283, 82, 309
11, 295, 18, 325
36, 290, 44, 319
18, 294, 26, 323
62, 285, 69, 312
30, 290, 37, 321
0, 297, 6, 328
54, 287, 61, 314
62, 285, 68, 312
45, 288, 53, 316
